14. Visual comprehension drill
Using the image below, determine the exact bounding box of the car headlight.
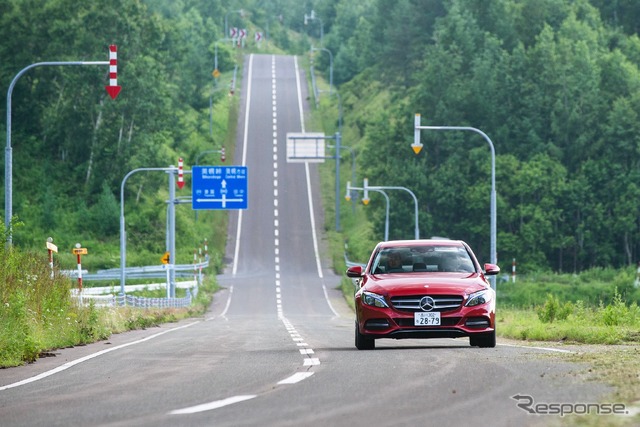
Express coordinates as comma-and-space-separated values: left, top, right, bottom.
465, 289, 492, 307
362, 291, 389, 308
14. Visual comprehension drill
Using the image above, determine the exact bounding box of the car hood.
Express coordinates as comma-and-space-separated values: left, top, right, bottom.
364, 272, 488, 296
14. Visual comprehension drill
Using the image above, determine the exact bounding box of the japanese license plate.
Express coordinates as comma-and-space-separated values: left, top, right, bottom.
414, 311, 441, 326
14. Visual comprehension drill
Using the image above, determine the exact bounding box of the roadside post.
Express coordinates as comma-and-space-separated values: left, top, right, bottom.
73, 243, 88, 303
46, 237, 58, 278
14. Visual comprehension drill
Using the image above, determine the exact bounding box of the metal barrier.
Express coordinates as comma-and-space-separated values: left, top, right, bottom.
344, 252, 366, 268
72, 290, 193, 309
62, 259, 210, 281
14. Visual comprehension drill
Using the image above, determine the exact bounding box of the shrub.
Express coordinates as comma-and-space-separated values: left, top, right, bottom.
536, 293, 572, 323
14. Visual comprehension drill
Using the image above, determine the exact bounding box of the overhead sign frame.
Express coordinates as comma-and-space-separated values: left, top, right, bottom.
286, 132, 327, 163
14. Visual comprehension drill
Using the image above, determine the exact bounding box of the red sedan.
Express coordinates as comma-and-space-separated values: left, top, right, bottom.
346, 239, 500, 350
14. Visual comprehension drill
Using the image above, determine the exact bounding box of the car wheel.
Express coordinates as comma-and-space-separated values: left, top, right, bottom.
355, 321, 375, 350
470, 330, 496, 348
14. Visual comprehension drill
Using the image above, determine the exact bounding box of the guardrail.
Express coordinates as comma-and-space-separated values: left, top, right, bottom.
64, 259, 210, 309
62, 259, 210, 281
71, 281, 198, 308
344, 252, 366, 269
72, 291, 194, 308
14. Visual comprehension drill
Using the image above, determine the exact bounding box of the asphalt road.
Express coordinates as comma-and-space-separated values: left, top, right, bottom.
0, 54, 614, 427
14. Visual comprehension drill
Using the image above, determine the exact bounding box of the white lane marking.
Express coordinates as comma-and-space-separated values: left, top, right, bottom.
295, 56, 306, 134
498, 343, 574, 353
220, 283, 234, 318
271, 56, 318, 382
170, 395, 257, 415
294, 55, 335, 322
277, 372, 314, 385
303, 358, 320, 366
304, 163, 324, 279
322, 282, 340, 317
232, 53, 254, 277
0, 321, 201, 391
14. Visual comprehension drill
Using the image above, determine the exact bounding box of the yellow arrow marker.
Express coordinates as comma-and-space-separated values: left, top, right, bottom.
362, 199, 370, 205
161, 252, 170, 264
212, 69, 221, 78
411, 144, 423, 155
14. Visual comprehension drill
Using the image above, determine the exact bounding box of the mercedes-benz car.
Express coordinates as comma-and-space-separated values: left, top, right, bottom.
346, 239, 500, 350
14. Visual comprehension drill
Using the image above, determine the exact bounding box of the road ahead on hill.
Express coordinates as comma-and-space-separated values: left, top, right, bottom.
0, 54, 613, 427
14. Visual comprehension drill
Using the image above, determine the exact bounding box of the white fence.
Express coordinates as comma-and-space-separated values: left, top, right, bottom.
71, 281, 198, 308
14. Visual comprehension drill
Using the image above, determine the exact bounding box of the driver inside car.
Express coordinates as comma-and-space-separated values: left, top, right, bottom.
386, 251, 404, 273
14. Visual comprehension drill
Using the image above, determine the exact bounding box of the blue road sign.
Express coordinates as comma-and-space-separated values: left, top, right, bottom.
192, 166, 248, 210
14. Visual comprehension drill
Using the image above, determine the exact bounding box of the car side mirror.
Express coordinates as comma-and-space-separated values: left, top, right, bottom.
483, 263, 500, 276
346, 265, 363, 278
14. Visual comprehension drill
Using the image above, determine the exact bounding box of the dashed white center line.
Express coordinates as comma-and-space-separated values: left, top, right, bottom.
173, 54, 318, 418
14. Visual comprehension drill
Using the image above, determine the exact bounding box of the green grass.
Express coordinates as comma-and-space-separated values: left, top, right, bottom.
497, 307, 639, 344
0, 243, 219, 368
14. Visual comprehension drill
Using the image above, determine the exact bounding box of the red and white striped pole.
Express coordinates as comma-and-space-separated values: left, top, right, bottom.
177, 157, 185, 189
512, 258, 516, 283
105, 45, 122, 100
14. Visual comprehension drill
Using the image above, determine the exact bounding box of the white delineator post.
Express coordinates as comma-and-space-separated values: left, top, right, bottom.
193, 249, 197, 284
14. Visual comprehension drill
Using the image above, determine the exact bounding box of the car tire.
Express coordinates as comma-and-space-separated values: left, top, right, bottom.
470, 330, 496, 348
355, 321, 375, 350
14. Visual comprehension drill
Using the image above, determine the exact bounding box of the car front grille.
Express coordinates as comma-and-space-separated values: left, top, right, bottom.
390, 295, 464, 313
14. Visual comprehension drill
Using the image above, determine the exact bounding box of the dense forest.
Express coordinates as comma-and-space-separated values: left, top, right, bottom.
313, 0, 640, 273
2, 0, 640, 274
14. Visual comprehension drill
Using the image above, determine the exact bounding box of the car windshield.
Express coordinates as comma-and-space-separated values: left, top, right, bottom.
371, 245, 475, 274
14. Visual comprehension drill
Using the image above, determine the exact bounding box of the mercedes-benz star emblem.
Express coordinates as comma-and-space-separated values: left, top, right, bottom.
419, 296, 435, 312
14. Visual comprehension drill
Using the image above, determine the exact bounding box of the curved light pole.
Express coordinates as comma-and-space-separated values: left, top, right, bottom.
195, 149, 226, 165
120, 167, 176, 296
363, 179, 419, 240
347, 182, 389, 241
5, 60, 111, 242
413, 113, 497, 288
310, 47, 332, 95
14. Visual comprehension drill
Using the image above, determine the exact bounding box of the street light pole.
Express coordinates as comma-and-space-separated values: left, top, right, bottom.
347, 183, 390, 241
413, 113, 497, 288
311, 47, 333, 95
120, 167, 176, 296
5, 60, 111, 243
364, 179, 420, 240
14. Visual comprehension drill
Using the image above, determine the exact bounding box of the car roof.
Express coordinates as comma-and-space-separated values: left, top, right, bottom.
375, 239, 465, 249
